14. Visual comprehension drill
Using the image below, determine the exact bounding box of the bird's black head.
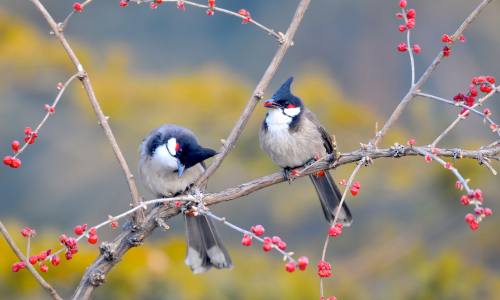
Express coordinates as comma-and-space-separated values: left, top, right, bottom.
263, 77, 303, 114
145, 125, 216, 177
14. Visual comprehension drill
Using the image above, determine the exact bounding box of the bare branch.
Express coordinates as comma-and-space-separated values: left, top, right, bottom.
0, 221, 63, 300
28, 0, 144, 223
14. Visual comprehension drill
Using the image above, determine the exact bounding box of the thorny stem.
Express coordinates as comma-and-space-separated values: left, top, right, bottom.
0, 221, 62, 300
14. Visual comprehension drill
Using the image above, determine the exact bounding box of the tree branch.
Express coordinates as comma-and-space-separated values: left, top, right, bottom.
0, 221, 63, 300
370, 0, 494, 147
28, 0, 144, 223
70, 143, 498, 299
194, 0, 312, 187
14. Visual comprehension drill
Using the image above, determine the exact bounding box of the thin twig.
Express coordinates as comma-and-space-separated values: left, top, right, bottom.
29, 0, 144, 223
319, 161, 364, 298
195, 0, 312, 188
402, 8, 416, 86
370, 0, 494, 147
0, 221, 63, 300
12, 73, 80, 159
431, 86, 499, 146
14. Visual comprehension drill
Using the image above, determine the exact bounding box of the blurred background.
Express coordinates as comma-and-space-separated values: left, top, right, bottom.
1, 0, 500, 299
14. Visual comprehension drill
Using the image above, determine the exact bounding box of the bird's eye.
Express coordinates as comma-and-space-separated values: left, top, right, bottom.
287, 104, 296, 109
175, 143, 181, 152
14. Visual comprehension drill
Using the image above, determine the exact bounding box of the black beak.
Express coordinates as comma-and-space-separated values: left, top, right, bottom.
177, 159, 185, 177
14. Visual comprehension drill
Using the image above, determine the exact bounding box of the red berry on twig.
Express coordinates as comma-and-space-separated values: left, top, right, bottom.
73, 2, 83, 12
285, 262, 296, 273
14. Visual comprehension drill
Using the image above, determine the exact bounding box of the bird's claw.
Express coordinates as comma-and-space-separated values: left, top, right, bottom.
283, 167, 299, 183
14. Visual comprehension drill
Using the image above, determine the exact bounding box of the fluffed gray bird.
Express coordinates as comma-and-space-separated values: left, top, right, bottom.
139, 124, 232, 273
259, 77, 353, 226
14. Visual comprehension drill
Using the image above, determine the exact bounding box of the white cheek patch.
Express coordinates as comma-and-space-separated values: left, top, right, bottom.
167, 138, 177, 156
153, 144, 178, 170
283, 107, 301, 117
266, 109, 292, 127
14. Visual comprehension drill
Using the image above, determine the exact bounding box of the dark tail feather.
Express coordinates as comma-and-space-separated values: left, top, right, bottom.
309, 171, 353, 226
184, 214, 232, 274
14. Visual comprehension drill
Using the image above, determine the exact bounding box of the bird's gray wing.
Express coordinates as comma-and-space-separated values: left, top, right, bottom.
303, 108, 335, 155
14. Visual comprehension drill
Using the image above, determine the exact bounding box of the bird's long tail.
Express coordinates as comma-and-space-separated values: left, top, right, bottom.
184, 214, 232, 274
309, 171, 353, 226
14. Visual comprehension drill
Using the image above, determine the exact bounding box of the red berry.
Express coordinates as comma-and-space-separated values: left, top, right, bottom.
87, 234, 98, 245
208, 0, 215, 8
407, 138, 416, 146
442, 46, 451, 57
150, 3, 158, 9
350, 187, 359, 196
483, 108, 491, 116
406, 8, 416, 18
241, 234, 252, 246
453, 93, 465, 102
317, 260, 332, 278
262, 243, 272, 252
3, 156, 13, 166
206, 9, 214, 16
238, 9, 249, 17
412, 44, 421, 54
65, 251, 73, 260
473, 189, 483, 201
29, 255, 38, 265
484, 208, 493, 216
73, 2, 83, 12
38, 251, 48, 261
40, 264, 48, 273
469, 87, 478, 97
469, 220, 479, 231
397, 42, 408, 52
328, 225, 342, 237
110, 220, 119, 229
406, 18, 415, 29
24, 127, 32, 135
21, 227, 35, 238
9, 157, 21, 168
459, 35, 466, 42
441, 34, 452, 43
11, 262, 25, 272
250, 225, 265, 236
271, 236, 281, 244
399, 0, 407, 8
277, 241, 287, 251
119, 0, 128, 7
44, 104, 55, 114
154, 0, 163, 3
480, 84, 493, 93
486, 76, 496, 84
285, 262, 296, 273
424, 154, 432, 162
395, 12, 404, 19
398, 25, 406, 32
11, 140, 21, 153
460, 195, 469, 205
51, 255, 61, 266
263, 236, 272, 244
88, 227, 96, 235
465, 213, 475, 223
314, 170, 326, 177
297, 256, 309, 271
74, 225, 85, 236
455, 180, 463, 190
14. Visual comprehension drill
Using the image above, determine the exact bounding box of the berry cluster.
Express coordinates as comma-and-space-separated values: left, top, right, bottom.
461, 189, 493, 231
238, 9, 251, 24
453, 76, 497, 122
395, 1, 420, 54
328, 223, 343, 238
239, 224, 309, 273
317, 260, 332, 278
440, 33, 466, 57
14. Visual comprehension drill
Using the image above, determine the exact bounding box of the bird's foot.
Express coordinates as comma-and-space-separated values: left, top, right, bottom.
283, 167, 300, 183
